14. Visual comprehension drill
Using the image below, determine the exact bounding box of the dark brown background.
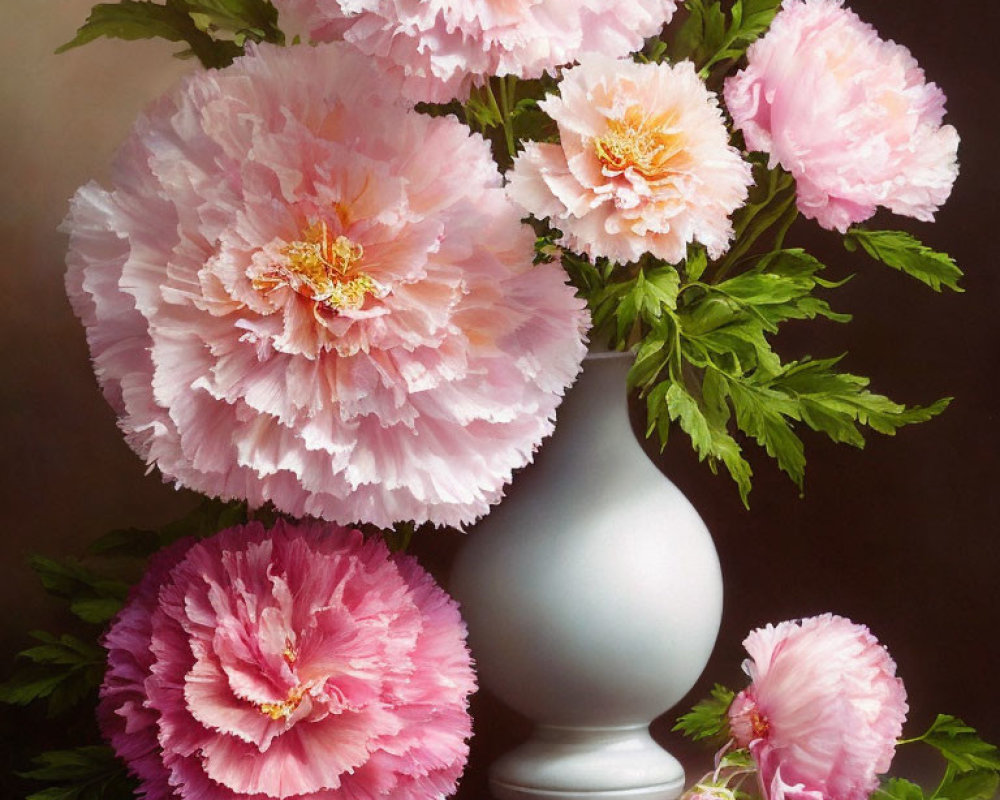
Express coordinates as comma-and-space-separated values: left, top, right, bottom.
1, 0, 998, 796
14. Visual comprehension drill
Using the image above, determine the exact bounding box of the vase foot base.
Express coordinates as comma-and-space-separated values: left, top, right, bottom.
487, 724, 685, 800
490, 778, 685, 800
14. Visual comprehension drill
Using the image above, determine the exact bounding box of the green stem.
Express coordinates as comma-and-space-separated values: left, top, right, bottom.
713, 188, 796, 284
483, 80, 503, 127
930, 765, 956, 800
497, 76, 517, 159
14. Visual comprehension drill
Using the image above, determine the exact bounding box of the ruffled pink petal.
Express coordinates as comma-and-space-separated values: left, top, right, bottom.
724, 0, 959, 231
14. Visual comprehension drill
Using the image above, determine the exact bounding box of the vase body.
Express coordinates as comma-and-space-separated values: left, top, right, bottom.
450, 351, 723, 800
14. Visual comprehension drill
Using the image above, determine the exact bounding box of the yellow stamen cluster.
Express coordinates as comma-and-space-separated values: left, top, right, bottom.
254, 220, 383, 312
259, 685, 307, 721
594, 104, 686, 181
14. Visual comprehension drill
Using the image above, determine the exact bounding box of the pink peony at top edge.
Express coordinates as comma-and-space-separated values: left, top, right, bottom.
724, 0, 959, 233
63, 43, 588, 529
99, 519, 477, 800
508, 56, 752, 265
275, 0, 678, 102
728, 614, 908, 800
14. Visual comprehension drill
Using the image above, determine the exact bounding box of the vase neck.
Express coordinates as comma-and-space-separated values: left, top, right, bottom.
538, 351, 635, 471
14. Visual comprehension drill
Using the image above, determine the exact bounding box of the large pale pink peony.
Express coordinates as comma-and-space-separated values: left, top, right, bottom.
508, 56, 752, 265
99, 520, 476, 800
728, 614, 908, 800
64, 43, 588, 529
276, 0, 678, 102
724, 0, 960, 232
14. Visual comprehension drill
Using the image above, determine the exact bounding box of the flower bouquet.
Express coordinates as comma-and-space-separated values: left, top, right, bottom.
2, 1, 996, 800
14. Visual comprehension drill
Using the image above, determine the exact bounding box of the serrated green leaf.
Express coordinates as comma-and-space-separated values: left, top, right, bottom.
464, 86, 503, 131
641, 265, 682, 316
21, 746, 135, 800
20, 746, 116, 782
635, 36, 669, 64
724, 377, 805, 487
57, 0, 242, 68
183, 0, 282, 40
919, 715, 1000, 773
87, 527, 161, 558
937, 769, 1000, 800
662, 383, 752, 505
0, 671, 67, 705
0, 632, 104, 713
629, 327, 673, 390
25, 788, 84, 800
70, 597, 123, 624
29, 555, 129, 608
718, 748, 754, 770
846, 229, 963, 292
673, 684, 736, 741
875, 778, 927, 800
685, 245, 708, 282
671, 0, 781, 74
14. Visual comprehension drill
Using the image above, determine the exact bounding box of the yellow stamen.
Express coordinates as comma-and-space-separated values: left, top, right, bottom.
594, 104, 686, 181
253, 220, 384, 312
259, 685, 307, 721
282, 640, 297, 666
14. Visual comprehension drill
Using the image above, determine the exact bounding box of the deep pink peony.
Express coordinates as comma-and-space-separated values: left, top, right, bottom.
99, 520, 476, 800
508, 56, 752, 265
64, 43, 588, 529
724, 0, 959, 232
728, 614, 908, 800
276, 0, 678, 102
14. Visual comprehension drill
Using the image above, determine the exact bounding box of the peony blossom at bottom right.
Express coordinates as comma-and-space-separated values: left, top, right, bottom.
729, 615, 907, 800
675, 614, 1000, 800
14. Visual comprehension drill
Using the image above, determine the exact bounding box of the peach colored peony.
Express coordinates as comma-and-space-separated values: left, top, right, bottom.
64, 43, 588, 529
728, 614, 908, 800
276, 0, 678, 103
508, 56, 752, 265
724, 0, 959, 233
99, 520, 476, 800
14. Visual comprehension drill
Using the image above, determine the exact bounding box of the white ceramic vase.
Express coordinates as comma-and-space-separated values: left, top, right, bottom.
450, 350, 723, 800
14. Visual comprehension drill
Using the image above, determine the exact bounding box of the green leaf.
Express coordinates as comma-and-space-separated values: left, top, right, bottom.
673, 684, 736, 741
87, 527, 162, 558
724, 376, 805, 487
0, 632, 104, 713
21, 746, 136, 800
936, 769, 1000, 800
183, 0, 282, 42
20, 747, 118, 782
875, 778, 927, 800
685, 245, 708, 282
29, 555, 129, 608
662, 383, 753, 505
846, 229, 963, 292
718, 748, 754, 771
69, 597, 123, 624
671, 0, 782, 73
463, 85, 503, 131
919, 715, 1000, 773
635, 36, 669, 64
57, 0, 243, 68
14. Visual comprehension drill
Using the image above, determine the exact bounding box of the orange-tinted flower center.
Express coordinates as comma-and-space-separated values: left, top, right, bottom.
594, 104, 686, 180
254, 220, 384, 311
750, 707, 770, 739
